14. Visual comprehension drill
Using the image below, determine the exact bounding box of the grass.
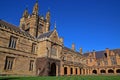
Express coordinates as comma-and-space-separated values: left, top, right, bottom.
0, 75, 120, 80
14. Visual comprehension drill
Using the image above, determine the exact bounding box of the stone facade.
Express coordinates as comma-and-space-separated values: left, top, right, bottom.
84, 48, 120, 75
0, 1, 120, 76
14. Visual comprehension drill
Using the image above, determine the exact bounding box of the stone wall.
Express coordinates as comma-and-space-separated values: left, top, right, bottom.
0, 27, 37, 76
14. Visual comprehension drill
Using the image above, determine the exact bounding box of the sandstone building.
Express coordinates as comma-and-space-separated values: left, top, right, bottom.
0, 1, 120, 76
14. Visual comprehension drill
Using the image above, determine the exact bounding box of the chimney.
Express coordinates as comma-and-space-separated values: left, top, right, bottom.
93, 50, 96, 58
106, 48, 109, 53
72, 43, 75, 51
80, 48, 82, 54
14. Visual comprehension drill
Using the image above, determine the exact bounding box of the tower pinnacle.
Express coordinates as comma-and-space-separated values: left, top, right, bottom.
32, 0, 39, 15
23, 7, 29, 18
46, 10, 50, 22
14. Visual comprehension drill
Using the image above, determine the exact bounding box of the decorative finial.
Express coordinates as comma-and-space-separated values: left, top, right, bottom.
25, 5, 28, 10
23, 5, 29, 18
36, 0, 38, 3
54, 21, 56, 29
48, 7, 50, 11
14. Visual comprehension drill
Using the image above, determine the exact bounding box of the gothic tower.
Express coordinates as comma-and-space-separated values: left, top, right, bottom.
19, 1, 50, 38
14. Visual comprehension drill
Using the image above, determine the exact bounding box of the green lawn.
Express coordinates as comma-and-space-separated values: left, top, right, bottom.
0, 75, 120, 80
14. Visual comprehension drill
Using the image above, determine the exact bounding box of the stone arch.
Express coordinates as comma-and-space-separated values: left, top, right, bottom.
92, 70, 97, 74
116, 69, 120, 73
100, 69, 106, 74
108, 69, 114, 73
49, 63, 56, 76
64, 67, 67, 75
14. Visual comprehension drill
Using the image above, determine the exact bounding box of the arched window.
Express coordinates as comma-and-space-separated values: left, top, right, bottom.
76, 68, 78, 74
92, 70, 97, 74
116, 69, 120, 73
70, 68, 73, 75
108, 69, 114, 73
64, 67, 67, 75
100, 70, 106, 74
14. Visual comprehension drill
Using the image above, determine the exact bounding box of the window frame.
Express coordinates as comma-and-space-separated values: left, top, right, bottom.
29, 60, 34, 71
4, 56, 15, 70
31, 43, 36, 53
8, 36, 18, 49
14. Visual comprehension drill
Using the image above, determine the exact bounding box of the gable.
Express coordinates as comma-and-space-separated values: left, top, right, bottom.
49, 30, 59, 43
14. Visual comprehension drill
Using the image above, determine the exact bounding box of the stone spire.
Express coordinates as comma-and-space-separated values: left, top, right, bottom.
23, 7, 29, 18
46, 10, 50, 22
45, 10, 50, 32
32, 0, 39, 15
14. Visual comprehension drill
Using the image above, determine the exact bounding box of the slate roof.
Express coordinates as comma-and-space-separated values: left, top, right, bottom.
0, 20, 35, 39
112, 49, 120, 55
0, 20, 20, 31
63, 47, 81, 55
84, 49, 120, 59
37, 30, 54, 39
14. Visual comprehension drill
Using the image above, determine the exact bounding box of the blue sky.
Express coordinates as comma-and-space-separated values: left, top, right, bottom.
0, 0, 120, 53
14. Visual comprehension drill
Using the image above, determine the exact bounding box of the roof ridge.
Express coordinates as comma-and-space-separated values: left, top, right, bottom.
0, 19, 18, 28
0, 20, 35, 39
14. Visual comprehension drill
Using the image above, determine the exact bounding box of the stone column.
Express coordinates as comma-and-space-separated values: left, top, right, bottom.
67, 66, 70, 75
97, 68, 100, 74
89, 69, 91, 75
86, 69, 88, 75
60, 66, 64, 76
86, 69, 89, 75
84, 68, 86, 75
73, 67, 75, 75
78, 68, 80, 75
81, 69, 83, 75
106, 68, 108, 74
56, 65, 59, 76
114, 68, 116, 74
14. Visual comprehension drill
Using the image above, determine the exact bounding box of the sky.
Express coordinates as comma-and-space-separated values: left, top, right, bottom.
0, 0, 120, 53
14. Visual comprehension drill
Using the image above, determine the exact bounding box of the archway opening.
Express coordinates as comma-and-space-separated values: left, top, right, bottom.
92, 70, 97, 74
116, 69, 120, 73
49, 63, 56, 76
70, 68, 73, 75
108, 69, 114, 73
76, 68, 78, 75
64, 67, 67, 75
100, 70, 106, 74
80, 68, 82, 75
